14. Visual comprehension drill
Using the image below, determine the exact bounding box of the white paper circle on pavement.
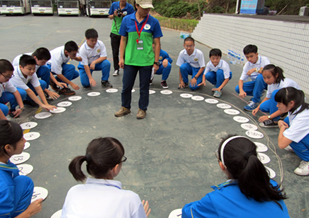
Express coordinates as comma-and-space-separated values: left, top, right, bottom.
233, 116, 249, 123
20, 122, 37, 130
265, 166, 276, 179
180, 93, 193, 98
18, 164, 33, 176
246, 130, 264, 139
224, 109, 240, 115
31, 187, 48, 203
255, 142, 268, 152
191, 96, 204, 101
131, 89, 135, 93
168, 209, 182, 218
68, 96, 82, 101
241, 123, 258, 131
87, 92, 100, 96
24, 132, 40, 141
10, 152, 30, 165
106, 88, 118, 93
149, 90, 156, 94
161, 90, 173, 95
216, 103, 231, 109
35, 112, 52, 119
57, 101, 72, 107
257, 153, 271, 164
205, 98, 219, 104
24, 142, 30, 150
51, 210, 62, 218
50, 107, 66, 114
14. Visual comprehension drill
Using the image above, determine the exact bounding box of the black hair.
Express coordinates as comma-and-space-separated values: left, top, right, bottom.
262, 64, 285, 84
275, 87, 308, 116
32, 47, 51, 60
184, 36, 194, 44
218, 135, 287, 208
243, 44, 258, 55
0, 59, 14, 74
19, 55, 36, 67
85, 28, 98, 39
0, 120, 23, 156
64, 41, 79, 53
209, 48, 222, 58
69, 137, 125, 181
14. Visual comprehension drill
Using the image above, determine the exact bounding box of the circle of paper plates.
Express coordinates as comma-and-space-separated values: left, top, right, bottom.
18, 164, 33, 176
233, 116, 249, 123
10, 152, 30, 165
68, 96, 82, 101
255, 142, 268, 152
24, 132, 40, 141
216, 103, 232, 109
241, 123, 258, 131
87, 92, 100, 96
246, 130, 264, 139
24, 142, 30, 150
57, 101, 72, 107
180, 93, 193, 98
257, 153, 271, 164
265, 166, 276, 179
131, 89, 135, 93
51, 210, 63, 218
106, 88, 118, 93
161, 90, 173, 95
20, 122, 38, 130
224, 109, 240, 115
149, 90, 156, 94
168, 209, 182, 218
191, 95, 205, 101
50, 107, 66, 114
35, 112, 52, 119
205, 98, 219, 104
31, 187, 48, 203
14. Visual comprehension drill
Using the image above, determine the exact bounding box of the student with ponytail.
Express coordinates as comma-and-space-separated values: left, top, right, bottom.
181, 135, 289, 218
61, 137, 151, 218
276, 87, 309, 176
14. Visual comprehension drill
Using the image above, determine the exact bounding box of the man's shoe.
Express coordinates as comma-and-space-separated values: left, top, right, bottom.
59, 87, 75, 95
23, 100, 38, 107
259, 120, 278, 128
213, 90, 222, 98
115, 107, 131, 117
294, 160, 309, 176
50, 80, 59, 91
113, 70, 119, 77
244, 101, 259, 111
161, 80, 168, 89
149, 77, 154, 86
101, 80, 113, 88
136, 109, 146, 119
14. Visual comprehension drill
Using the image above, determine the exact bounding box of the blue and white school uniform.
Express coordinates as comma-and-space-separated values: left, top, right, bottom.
260, 78, 301, 121
77, 40, 110, 87
61, 178, 147, 218
235, 56, 270, 103
182, 180, 289, 218
155, 49, 173, 81
204, 59, 232, 88
176, 48, 205, 90
46, 46, 79, 85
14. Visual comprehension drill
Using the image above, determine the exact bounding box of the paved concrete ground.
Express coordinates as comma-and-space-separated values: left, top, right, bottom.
0, 14, 308, 218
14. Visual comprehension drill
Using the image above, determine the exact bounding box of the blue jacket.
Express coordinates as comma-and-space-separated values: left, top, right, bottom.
182, 180, 290, 218
159, 50, 173, 65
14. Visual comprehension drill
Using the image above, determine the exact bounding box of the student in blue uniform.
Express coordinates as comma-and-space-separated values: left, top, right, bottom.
182, 135, 290, 218
276, 87, 309, 176
0, 120, 43, 217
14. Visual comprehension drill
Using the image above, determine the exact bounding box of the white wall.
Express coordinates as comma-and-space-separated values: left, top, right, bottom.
192, 14, 309, 95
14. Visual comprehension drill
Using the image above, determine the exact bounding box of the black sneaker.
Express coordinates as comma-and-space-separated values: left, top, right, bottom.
101, 80, 113, 88
59, 87, 76, 95
161, 80, 168, 89
23, 100, 39, 107
50, 80, 59, 91
149, 77, 154, 85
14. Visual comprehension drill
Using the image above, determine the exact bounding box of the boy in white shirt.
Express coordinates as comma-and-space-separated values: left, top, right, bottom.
78, 28, 112, 88
176, 37, 205, 91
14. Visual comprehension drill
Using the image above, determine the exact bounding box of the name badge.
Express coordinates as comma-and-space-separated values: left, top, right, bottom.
136, 40, 143, 50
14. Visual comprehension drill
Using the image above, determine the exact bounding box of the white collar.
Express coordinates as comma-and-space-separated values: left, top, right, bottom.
86, 178, 122, 189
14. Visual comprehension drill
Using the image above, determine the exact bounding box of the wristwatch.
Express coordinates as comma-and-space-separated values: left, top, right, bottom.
154, 61, 160, 66
268, 115, 271, 119
20, 107, 25, 111
256, 67, 260, 73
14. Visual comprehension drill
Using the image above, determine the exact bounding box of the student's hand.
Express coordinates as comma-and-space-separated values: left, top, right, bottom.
190, 77, 197, 87
198, 81, 206, 87
71, 83, 80, 90
162, 59, 168, 68
252, 108, 259, 116
278, 120, 289, 130
153, 64, 159, 73
142, 200, 151, 218
179, 81, 186, 88
26, 198, 43, 216
212, 87, 221, 92
12, 108, 23, 118
258, 115, 269, 122
89, 78, 97, 87
119, 59, 124, 69
42, 104, 57, 111
48, 91, 60, 100
239, 90, 247, 98
90, 62, 96, 70
247, 68, 256, 76
56, 82, 67, 89
113, 9, 118, 17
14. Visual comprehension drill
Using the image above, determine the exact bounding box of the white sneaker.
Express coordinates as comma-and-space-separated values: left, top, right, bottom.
294, 160, 309, 176
284, 145, 294, 152
113, 70, 119, 77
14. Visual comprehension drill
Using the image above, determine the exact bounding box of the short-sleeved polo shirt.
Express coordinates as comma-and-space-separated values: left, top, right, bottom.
176, 48, 205, 69
10, 66, 40, 90
0, 81, 17, 97
109, 1, 134, 35
240, 56, 270, 81
266, 78, 301, 98
78, 40, 107, 66
119, 12, 163, 66
12, 53, 40, 72
47, 46, 71, 75
204, 59, 230, 79
284, 108, 309, 143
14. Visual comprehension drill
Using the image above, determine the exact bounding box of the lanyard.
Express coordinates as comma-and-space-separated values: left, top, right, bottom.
135, 14, 149, 43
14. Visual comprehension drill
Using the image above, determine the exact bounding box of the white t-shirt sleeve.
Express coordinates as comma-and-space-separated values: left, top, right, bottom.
198, 51, 205, 68
283, 113, 309, 143
176, 51, 184, 66
261, 56, 270, 68
4, 81, 17, 93
79, 47, 89, 66
100, 42, 107, 57
51, 56, 63, 75
10, 72, 29, 90
222, 60, 231, 79
130, 193, 147, 218
30, 74, 41, 88
204, 61, 211, 75
240, 62, 249, 81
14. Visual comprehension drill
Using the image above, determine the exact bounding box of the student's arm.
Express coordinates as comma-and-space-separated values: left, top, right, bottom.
213, 78, 229, 91
153, 37, 160, 73
190, 67, 205, 87
178, 69, 186, 88
90, 57, 107, 70
238, 80, 246, 98
258, 109, 284, 123
73, 56, 82, 62
119, 36, 127, 69
11, 90, 24, 118
84, 65, 96, 87
278, 121, 292, 149
15, 199, 43, 218
50, 72, 67, 89
33, 87, 57, 110
109, 9, 117, 19
56, 74, 79, 90
252, 97, 269, 116
0, 109, 7, 120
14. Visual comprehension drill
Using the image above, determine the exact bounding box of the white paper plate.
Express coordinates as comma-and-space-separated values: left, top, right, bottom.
10, 152, 30, 165
131, 89, 135, 93
255, 142, 268, 152
241, 123, 258, 131
216, 103, 231, 109
161, 90, 173, 95
233, 116, 249, 123
180, 93, 193, 98
24, 142, 30, 150
191, 95, 204, 101
149, 90, 156, 94
68, 96, 82, 101
57, 101, 72, 107
205, 98, 219, 104
106, 88, 118, 93
87, 92, 100, 96
224, 109, 240, 115
31, 187, 48, 203
168, 209, 182, 218
20, 122, 38, 130
24, 132, 40, 141
50, 107, 66, 114
35, 112, 52, 119
18, 164, 33, 176
51, 210, 62, 218
246, 130, 264, 139
257, 153, 271, 164
265, 166, 276, 179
